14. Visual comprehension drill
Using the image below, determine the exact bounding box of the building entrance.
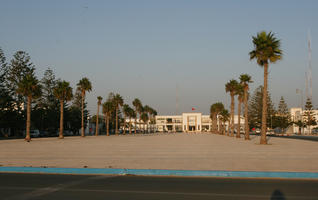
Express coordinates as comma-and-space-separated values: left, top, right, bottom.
188, 126, 196, 131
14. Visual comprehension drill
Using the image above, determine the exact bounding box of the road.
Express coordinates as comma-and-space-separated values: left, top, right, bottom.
0, 173, 317, 200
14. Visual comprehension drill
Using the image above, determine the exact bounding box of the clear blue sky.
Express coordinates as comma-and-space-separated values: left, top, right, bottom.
1, 0, 317, 114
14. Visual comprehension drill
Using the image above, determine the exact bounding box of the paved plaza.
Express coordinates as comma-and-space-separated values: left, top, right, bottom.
0, 133, 317, 172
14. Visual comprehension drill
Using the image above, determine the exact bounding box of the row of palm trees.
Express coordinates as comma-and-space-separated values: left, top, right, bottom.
19, 74, 92, 141
95, 93, 157, 136
210, 31, 282, 144
210, 74, 252, 138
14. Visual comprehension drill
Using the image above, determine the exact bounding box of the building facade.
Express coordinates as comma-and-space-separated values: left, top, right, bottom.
290, 107, 318, 134
155, 113, 244, 133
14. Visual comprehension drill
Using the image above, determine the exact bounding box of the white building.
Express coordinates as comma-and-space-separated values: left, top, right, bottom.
290, 107, 318, 134
155, 112, 244, 133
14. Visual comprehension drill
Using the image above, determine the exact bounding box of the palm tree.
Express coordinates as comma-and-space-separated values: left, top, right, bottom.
150, 109, 157, 133
250, 31, 282, 144
141, 112, 149, 133
102, 101, 114, 136
95, 96, 102, 136
219, 109, 230, 135
236, 85, 244, 138
128, 108, 136, 134
132, 98, 142, 133
240, 74, 253, 140
16, 73, 42, 142
111, 93, 124, 135
225, 79, 239, 137
143, 105, 152, 133
210, 102, 225, 134
53, 80, 73, 139
77, 77, 92, 137
122, 104, 131, 135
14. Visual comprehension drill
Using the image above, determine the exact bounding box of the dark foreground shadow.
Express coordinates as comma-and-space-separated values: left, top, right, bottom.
271, 189, 286, 200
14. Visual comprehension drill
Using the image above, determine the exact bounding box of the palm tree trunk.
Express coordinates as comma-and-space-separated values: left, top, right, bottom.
260, 63, 268, 144
227, 120, 230, 136
123, 114, 126, 135
25, 96, 31, 142
230, 94, 235, 137
244, 87, 250, 140
129, 117, 132, 134
95, 104, 99, 136
59, 100, 64, 139
237, 99, 241, 138
212, 114, 217, 134
81, 91, 85, 137
106, 115, 110, 136
134, 117, 137, 134
115, 108, 118, 135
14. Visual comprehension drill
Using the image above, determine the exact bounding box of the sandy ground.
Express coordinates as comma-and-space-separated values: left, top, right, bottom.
0, 133, 317, 172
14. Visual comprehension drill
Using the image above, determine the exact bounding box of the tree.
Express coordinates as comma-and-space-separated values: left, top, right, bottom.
236, 85, 244, 138
225, 79, 239, 137
141, 112, 149, 133
249, 31, 282, 144
128, 107, 136, 134
150, 108, 157, 133
210, 102, 224, 134
248, 86, 275, 131
95, 96, 103, 136
143, 105, 153, 133
272, 96, 290, 130
77, 77, 92, 137
53, 80, 73, 139
219, 109, 230, 135
122, 104, 131, 135
111, 93, 124, 135
240, 74, 253, 140
303, 98, 317, 134
103, 100, 114, 136
16, 72, 42, 141
32, 68, 59, 133
133, 98, 142, 134
0, 47, 19, 136
294, 120, 305, 135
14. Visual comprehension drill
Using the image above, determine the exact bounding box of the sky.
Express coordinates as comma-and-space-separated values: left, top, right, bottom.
0, 0, 317, 115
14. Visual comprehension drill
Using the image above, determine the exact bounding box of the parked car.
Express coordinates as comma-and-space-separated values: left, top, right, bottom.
23, 129, 40, 138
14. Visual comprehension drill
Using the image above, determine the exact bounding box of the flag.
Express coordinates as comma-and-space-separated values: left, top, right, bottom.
192, 107, 195, 111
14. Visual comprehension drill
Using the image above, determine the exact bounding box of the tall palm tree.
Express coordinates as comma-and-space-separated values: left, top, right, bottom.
210, 102, 224, 134
77, 77, 92, 137
236, 85, 244, 138
219, 109, 230, 135
132, 98, 142, 133
111, 93, 124, 135
150, 109, 157, 133
128, 108, 136, 134
250, 31, 282, 144
225, 79, 239, 137
53, 80, 73, 139
141, 112, 149, 133
102, 101, 114, 136
240, 74, 253, 140
16, 73, 42, 142
143, 105, 152, 133
95, 96, 102, 136
122, 104, 131, 135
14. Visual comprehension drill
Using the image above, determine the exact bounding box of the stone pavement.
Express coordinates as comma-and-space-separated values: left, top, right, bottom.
0, 133, 317, 172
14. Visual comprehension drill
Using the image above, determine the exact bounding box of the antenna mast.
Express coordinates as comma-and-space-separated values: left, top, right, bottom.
308, 30, 312, 101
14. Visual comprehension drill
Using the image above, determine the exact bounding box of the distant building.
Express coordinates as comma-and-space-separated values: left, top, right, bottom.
155, 112, 244, 133
290, 107, 318, 134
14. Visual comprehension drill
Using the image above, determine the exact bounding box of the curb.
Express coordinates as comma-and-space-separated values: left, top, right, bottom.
1, 167, 318, 179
